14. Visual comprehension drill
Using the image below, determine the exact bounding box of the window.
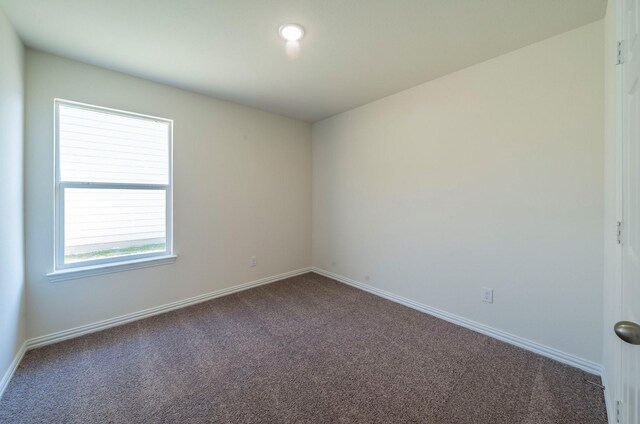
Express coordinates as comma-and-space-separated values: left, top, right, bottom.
52, 100, 173, 276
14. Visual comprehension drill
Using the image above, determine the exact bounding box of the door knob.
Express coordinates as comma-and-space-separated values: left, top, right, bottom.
614, 321, 640, 345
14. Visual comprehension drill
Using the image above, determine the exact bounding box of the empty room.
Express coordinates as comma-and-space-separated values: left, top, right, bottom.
0, 0, 638, 423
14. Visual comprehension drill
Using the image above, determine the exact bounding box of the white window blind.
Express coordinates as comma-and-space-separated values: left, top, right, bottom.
55, 100, 173, 269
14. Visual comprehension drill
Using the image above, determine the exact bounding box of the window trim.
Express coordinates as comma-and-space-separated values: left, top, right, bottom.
50, 99, 174, 278
47, 255, 177, 283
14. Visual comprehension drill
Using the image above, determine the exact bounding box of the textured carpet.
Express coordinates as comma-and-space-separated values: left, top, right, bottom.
0, 272, 607, 423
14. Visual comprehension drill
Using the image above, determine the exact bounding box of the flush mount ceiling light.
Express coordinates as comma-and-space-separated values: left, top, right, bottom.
279, 24, 304, 42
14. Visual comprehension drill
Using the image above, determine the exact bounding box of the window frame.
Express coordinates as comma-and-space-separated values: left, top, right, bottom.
52, 99, 174, 274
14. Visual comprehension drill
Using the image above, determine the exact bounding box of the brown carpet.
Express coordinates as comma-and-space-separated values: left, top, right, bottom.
0, 272, 607, 423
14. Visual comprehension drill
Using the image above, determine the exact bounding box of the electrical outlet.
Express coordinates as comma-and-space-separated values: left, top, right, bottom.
250, 256, 257, 267
481, 287, 493, 303
331, 261, 336, 267
365, 275, 370, 282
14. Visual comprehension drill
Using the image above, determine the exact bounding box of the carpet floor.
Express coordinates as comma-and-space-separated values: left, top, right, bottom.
0, 272, 607, 423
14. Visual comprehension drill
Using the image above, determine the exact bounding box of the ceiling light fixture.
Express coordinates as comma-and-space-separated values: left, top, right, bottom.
279, 24, 304, 42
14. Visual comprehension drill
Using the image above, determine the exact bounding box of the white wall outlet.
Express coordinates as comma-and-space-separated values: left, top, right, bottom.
365, 275, 370, 282
331, 261, 336, 267
250, 256, 257, 267
481, 287, 493, 303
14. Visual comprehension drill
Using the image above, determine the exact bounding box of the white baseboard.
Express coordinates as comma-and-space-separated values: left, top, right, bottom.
26, 267, 312, 350
312, 267, 602, 376
0, 341, 27, 399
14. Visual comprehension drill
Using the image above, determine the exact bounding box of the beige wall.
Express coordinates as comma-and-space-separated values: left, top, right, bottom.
25, 50, 312, 339
0, 8, 26, 389
312, 22, 604, 363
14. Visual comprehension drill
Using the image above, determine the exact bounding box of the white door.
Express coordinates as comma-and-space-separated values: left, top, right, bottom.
619, 0, 640, 422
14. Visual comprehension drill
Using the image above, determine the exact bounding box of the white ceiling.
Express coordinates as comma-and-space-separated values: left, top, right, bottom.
0, 0, 606, 122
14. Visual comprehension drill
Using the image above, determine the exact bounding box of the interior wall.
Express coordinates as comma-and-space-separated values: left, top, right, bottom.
602, 0, 621, 415
25, 50, 312, 339
0, 8, 26, 388
312, 22, 604, 363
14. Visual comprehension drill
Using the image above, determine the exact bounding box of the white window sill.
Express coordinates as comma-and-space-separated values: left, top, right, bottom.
47, 255, 177, 283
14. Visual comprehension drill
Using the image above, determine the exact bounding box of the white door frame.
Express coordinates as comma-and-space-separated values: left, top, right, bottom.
609, 0, 640, 421
605, 0, 625, 422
